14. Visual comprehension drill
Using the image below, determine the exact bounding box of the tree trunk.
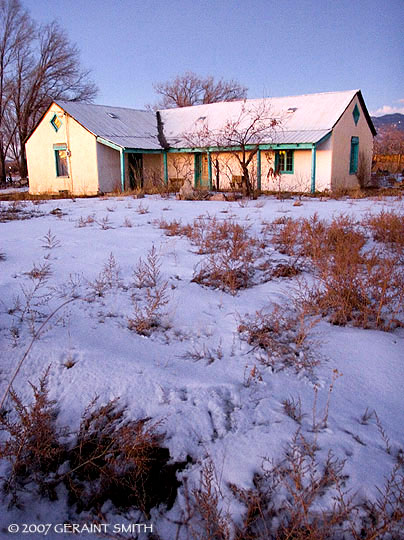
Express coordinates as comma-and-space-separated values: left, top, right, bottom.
0, 139, 8, 184
241, 166, 251, 197
18, 145, 28, 180
215, 158, 220, 191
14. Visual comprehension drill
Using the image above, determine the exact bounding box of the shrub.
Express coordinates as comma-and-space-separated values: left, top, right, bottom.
129, 246, 169, 335
238, 305, 320, 373
365, 210, 404, 250
65, 398, 181, 515
0, 376, 187, 517
189, 460, 231, 540
192, 238, 256, 294
0, 367, 67, 504
299, 248, 404, 329
128, 282, 169, 335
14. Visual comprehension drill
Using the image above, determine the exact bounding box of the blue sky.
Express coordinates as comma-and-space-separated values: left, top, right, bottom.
22, 0, 403, 115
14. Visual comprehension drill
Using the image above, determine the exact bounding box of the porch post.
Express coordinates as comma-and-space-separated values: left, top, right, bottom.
163, 151, 168, 185
311, 145, 316, 193
120, 149, 125, 192
194, 153, 199, 188
257, 149, 262, 191
208, 151, 213, 190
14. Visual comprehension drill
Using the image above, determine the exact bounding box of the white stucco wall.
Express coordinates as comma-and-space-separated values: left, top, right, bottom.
330, 96, 374, 190
26, 104, 99, 195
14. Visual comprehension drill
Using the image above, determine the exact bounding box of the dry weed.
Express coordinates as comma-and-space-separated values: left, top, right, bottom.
129, 247, 169, 335
238, 305, 320, 373
365, 209, 404, 250
0, 367, 67, 505
65, 398, 176, 515
189, 460, 231, 540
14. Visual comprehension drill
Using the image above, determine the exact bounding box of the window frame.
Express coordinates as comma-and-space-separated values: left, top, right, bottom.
50, 114, 62, 132
53, 144, 69, 178
352, 104, 360, 126
349, 136, 359, 175
275, 149, 294, 174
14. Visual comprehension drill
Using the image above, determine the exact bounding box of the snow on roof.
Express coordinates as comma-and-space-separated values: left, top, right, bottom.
55, 101, 161, 150
55, 90, 371, 151
158, 89, 361, 148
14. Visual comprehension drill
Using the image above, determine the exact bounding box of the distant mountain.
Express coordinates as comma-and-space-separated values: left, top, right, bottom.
371, 113, 404, 132
371, 113, 404, 154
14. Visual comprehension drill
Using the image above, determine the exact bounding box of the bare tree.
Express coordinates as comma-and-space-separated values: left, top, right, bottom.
10, 22, 97, 179
0, 0, 97, 182
183, 101, 280, 197
0, 0, 32, 182
153, 71, 247, 109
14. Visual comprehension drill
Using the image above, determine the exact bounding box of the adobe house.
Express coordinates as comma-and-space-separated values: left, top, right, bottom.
26, 89, 376, 195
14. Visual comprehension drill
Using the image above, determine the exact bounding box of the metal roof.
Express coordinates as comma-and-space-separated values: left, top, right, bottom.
158, 90, 362, 148
53, 90, 373, 151
55, 101, 161, 150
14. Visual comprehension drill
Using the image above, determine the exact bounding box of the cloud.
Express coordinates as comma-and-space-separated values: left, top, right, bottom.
371, 101, 404, 116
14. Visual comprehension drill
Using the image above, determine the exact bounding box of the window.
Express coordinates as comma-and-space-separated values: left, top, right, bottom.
352, 104, 360, 126
275, 150, 294, 173
349, 137, 359, 174
54, 146, 69, 177
50, 114, 62, 132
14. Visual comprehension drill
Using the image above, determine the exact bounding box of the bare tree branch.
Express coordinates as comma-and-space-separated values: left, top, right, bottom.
0, 0, 98, 181
182, 101, 280, 197
152, 71, 247, 109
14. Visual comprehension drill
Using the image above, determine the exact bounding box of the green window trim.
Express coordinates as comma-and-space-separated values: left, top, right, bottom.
53, 144, 69, 177
275, 149, 294, 174
349, 136, 359, 175
50, 114, 62, 132
352, 104, 360, 126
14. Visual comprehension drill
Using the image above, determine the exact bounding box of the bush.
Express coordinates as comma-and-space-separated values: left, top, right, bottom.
238, 305, 320, 373
65, 398, 182, 515
189, 432, 404, 540
365, 210, 404, 250
0, 367, 67, 504
0, 375, 187, 517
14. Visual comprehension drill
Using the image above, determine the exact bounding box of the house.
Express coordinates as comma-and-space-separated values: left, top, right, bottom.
25, 89, 376, 196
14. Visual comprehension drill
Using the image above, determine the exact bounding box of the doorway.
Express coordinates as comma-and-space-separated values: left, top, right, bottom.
128, 153, 143, 189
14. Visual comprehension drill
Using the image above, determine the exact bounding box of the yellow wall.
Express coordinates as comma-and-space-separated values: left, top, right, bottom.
143, 153, 163, 189
26, 104, 99, 195
165, 147, 332, 193
330, 97, 374, 190
167, 153, 193, 184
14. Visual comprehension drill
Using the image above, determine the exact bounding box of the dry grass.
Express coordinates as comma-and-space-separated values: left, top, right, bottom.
0, 374, 186, 517
365, 210, 404, 250
128, 283, 169, 335
268, 213, 404, 330
154, 217, 184, 236
65, 398, 178, 515
0, 367, 67, 505
129, 246, 169, 335
187, 459, 231, 540
299, 248, 404, 329
186, 431, 404, 540
238, 305, 320, 373
192, 238, 256, 294
87, 253, 122, 298
0, 200, 44, 222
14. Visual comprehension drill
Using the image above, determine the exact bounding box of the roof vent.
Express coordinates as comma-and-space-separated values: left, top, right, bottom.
107, 112, 118, 119
287, 107, 297, 113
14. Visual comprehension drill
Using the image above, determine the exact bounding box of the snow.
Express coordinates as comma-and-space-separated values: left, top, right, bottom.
159, 89, 359, 146
0, 194, 403, 538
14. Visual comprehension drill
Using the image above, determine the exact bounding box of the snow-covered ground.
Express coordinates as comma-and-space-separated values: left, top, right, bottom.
0, 194, 403, 539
